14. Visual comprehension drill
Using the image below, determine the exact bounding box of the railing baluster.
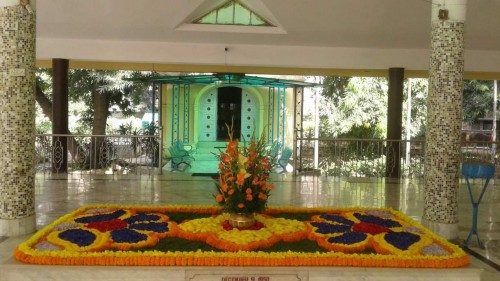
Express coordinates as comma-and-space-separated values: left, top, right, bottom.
34, 134, 161, 177
34, 134, 498, 180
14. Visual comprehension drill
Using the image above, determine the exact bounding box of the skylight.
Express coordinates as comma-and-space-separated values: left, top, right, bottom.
194, 0, 272, 26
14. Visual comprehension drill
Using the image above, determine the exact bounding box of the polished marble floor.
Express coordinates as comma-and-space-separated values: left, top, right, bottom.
1, 173, 500, 280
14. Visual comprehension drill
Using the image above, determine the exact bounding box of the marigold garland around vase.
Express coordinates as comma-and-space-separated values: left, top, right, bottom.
214, 123, 276, 216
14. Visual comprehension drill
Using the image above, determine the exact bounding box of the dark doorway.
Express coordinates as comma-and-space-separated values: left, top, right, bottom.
217, 87, 242, 140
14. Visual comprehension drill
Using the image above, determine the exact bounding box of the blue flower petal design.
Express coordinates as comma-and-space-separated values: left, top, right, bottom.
58, 229, 96, 247
327, 232, 367, 245
353, 213, 401, 228
384, 231, 421, 250
124, 214, 161, 224
111, 228, 148, 243
129, 222, 169, 233
319, 214, 354, 226
75, 209, 127, 224
310, 222, 351, 234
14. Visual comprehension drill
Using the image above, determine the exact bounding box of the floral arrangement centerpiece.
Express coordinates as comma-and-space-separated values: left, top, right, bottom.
215, 124, 276, 228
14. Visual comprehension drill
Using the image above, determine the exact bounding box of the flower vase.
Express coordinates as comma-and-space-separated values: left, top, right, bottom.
228, 213, 255, 228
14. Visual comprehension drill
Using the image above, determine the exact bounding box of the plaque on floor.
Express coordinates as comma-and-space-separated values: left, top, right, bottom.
185, 269, 306, 281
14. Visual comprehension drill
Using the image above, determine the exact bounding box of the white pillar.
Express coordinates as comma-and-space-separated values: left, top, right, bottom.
405, 79, 412, 165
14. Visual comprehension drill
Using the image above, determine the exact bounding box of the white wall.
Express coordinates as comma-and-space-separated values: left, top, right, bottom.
37, 38, 500, 73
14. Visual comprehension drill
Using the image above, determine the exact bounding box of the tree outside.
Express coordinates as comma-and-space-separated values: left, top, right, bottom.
35, 69, 157, 170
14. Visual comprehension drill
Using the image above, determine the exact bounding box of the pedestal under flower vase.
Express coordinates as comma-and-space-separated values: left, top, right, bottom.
228, 213, 255, 228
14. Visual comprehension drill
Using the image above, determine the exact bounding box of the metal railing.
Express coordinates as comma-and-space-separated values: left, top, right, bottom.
35, 134, 500, 179
296, 138, 500, 179
35, 134, 161, 175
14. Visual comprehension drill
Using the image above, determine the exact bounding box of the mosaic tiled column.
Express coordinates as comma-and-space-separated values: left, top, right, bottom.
0, 1, 36, 236
423, 0, 466, 240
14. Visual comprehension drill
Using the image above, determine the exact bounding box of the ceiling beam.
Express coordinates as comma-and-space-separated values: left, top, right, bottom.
36, 59, 500, 80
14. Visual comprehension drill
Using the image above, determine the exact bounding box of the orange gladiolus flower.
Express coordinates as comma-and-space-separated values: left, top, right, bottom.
245, 188, 252, 194
215, 194, 224, 202
218, 163, 224, 169
267, 184, 275, 190
226, 140, 238, 153
248, 150, 256, 162
236, 173, 245, 186
238, 203, 244, 209
222, 154, 231, 164
228, 189, 234, 195
221, 184, 228, 192
246, 194, 253, 201
258, 192, 267, 200
252, 176, 259, 185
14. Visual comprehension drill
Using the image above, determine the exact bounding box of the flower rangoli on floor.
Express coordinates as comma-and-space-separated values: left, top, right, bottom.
15, 205, 469, 268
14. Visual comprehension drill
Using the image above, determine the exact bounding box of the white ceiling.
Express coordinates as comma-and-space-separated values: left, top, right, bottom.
34, 0, 500, 73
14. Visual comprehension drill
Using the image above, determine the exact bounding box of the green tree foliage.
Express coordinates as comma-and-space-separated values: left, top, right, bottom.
68, 69, 152, 133
319, 76, 429, 140
462, 80, 494, 122
320, 76, 350, 104
402, 79, 428, 140
319, 77, 388, 139
35, 69, 156, 169
36, 69, 155, 134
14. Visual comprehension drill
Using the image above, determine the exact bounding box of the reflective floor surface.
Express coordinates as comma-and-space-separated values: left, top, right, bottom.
1, 173, 499, 280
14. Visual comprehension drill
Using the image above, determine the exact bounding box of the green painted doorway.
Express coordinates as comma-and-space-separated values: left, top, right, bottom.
199, 87, 259, 142
217, 87, 242, 140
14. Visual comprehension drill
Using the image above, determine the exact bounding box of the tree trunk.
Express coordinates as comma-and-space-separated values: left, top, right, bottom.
35, 84, 83, 162
35, 85, 53, 119
90, 91, 109, 169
